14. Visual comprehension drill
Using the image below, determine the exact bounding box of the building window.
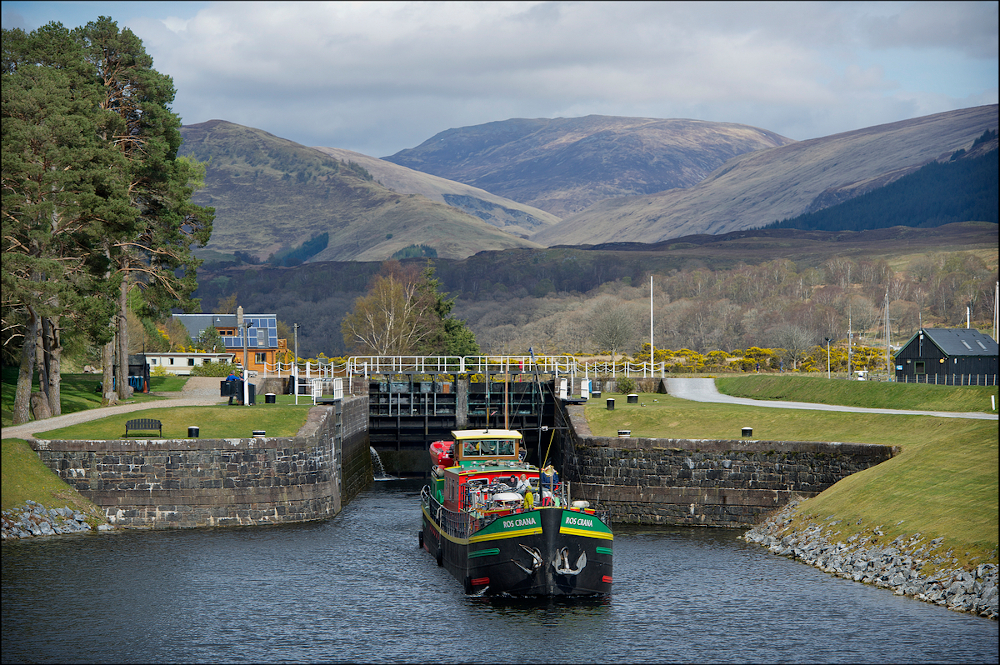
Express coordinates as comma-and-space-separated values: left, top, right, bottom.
169, 358, 174, 365
188, 358, 196, 366
150, 359, 158, 365
914, 361, 925, 374
255, 352, 266, 364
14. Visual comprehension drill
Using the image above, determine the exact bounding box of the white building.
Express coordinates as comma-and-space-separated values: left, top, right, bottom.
146, 351, 237, 376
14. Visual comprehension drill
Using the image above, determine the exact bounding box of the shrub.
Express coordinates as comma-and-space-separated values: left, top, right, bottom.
190, 361, 241, 377
616, 377, 637, 394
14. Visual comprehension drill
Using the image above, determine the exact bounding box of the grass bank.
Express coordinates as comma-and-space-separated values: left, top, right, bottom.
585, 390, 998, 573
2, 438, 104, 524
715, 374, 998, 413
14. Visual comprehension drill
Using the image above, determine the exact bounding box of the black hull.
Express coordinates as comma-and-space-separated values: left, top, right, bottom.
421, 506, 612, 596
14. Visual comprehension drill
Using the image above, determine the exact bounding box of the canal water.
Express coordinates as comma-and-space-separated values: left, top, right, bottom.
2, 479, 996, 664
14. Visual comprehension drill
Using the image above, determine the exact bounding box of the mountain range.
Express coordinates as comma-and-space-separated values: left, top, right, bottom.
178, 120, 543, 261
533, 105, 998, 246
382, 115, 793, 216
179, 105, 998, 263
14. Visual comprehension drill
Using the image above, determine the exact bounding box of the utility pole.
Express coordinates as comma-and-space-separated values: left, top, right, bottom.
293, 323, 300, 406
825, 337, 832, 379
650, 275, 654, 378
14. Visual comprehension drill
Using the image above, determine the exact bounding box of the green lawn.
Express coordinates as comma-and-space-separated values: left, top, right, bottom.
716, 374, 998, 413
586, 391, 998, 571
34, 402, 314, 440
1, 366, 188, 428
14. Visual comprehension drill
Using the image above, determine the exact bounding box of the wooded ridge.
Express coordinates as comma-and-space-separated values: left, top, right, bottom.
193, 223, 997, 359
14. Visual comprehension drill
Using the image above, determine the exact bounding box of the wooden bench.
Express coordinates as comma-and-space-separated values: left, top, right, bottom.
124, 418, 162, 438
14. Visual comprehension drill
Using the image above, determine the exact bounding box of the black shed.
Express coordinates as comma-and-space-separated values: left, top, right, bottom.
127, 353, 151, 393
894, 328, 998, 386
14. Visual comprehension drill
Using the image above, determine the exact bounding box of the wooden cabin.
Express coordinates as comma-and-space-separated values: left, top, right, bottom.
894, 327, 998, 385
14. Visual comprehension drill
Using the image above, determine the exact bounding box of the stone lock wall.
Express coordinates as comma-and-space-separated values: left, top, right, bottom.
31, 395, 371, 529
556, 404, 895, 527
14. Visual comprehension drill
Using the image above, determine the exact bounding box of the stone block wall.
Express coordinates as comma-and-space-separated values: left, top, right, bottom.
556, 404, 895, 527
340, 395, 372, 501
32, 395, 371, 529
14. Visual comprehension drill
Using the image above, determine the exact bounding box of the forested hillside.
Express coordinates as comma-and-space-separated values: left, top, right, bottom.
767, 142, 998, 232
191, 223, 997, 358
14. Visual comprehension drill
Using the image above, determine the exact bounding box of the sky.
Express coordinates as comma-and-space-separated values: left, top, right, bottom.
3, 1, 997, 158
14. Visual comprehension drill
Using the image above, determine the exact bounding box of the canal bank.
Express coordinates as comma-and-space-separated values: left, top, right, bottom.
21, 396, 371, 529
743, 499, 999, 620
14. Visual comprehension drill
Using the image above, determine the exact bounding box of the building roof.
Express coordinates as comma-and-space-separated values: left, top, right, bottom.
172, 313, 278, 349
909, 328, 999, 357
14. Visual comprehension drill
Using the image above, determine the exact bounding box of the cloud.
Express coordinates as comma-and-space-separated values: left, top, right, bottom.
8, 1, 998, 156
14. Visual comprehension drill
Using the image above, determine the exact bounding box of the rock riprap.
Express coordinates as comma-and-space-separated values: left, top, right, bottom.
743, 499, 997, 620
1, 499, 111, 540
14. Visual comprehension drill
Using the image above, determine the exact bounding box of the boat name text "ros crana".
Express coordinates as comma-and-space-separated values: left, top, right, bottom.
504, 516, 539, 528
564, 516, 593, 527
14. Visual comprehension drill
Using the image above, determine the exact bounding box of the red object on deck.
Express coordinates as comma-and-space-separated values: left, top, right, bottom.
429, 440, 455, 468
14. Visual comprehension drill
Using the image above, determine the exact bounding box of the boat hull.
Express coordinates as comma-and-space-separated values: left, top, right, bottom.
422, 505, 612, 596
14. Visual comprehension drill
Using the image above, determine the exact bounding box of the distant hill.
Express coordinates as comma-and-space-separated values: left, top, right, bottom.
383, 115, 792, 217
178, 120, 542, 261
533, 105, 999, 246
766, 140, 998, 232
311, 146, 559, 237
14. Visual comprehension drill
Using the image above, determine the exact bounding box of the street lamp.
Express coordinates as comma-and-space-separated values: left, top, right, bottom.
244, 321, 253, 405
824, 337, 833, 379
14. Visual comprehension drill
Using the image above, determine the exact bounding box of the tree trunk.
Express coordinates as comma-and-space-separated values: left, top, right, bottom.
35, 317, 50, 409
44, 316, 63, 416
116, 279, 131, 400
12, 312, 38, 425
30, 391, 52, 421
102, 337, 118, 406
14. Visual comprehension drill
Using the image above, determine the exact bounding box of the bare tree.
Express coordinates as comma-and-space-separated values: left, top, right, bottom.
589, 298, 640, 364
341, 274, 430, 355
769, 323, 815, 370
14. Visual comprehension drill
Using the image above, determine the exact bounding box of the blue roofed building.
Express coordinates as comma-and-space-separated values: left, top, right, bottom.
172, 311, 287, 375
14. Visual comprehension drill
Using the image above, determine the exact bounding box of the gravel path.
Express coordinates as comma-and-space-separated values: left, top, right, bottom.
664, 377, 998, 420
2, 376, 226, 440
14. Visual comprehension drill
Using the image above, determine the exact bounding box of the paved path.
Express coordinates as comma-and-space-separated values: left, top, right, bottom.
2, 377, 226, 440
664, 378, 998, 420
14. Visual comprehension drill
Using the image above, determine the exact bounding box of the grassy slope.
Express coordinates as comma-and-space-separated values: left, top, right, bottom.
716, 374, 999, 412
2, 438, 104, 522
586, 389, 998, 571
